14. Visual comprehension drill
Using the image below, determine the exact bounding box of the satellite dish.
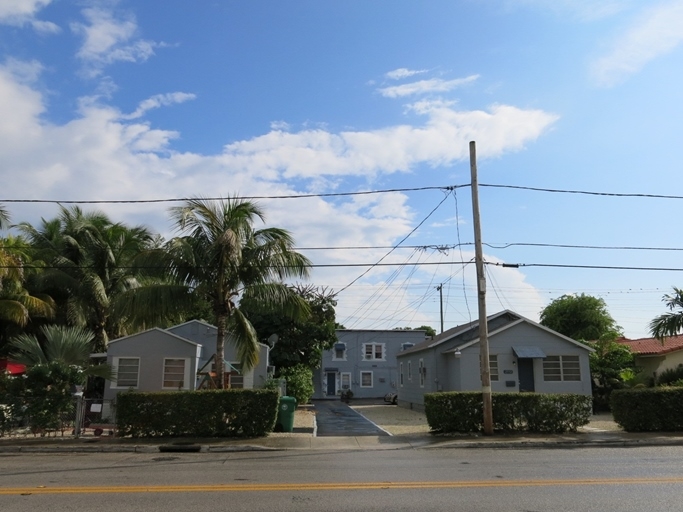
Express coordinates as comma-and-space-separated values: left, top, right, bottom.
267, 334, 279, 347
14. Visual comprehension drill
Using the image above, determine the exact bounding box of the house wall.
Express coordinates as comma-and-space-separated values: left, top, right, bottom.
168, 321, 270, 389
103, 329, 201, 401
635, 350, 683, 383
397, 320, 592, 410
314, 329, 425, 399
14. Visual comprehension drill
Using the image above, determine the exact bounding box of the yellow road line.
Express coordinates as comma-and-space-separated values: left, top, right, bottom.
1, 478, 683, 495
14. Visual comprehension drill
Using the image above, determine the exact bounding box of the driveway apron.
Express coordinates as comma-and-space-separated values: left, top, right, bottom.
313, 400, 389, 437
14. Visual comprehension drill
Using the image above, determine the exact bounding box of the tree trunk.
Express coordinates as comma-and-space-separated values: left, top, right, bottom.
215, 313, 227, 389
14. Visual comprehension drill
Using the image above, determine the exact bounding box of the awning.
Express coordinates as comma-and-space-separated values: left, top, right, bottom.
512, 346, 546, 358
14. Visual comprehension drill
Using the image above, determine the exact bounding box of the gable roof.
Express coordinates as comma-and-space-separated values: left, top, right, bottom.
107, 327, 201, 347
398, 309, 593, 357
616, 336, 683, 356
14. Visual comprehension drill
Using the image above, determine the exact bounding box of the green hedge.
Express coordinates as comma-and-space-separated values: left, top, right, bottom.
116, 389, 278, 438
278, 365, 314, 405
611, 388, 683, 432
424, 392, 592, 434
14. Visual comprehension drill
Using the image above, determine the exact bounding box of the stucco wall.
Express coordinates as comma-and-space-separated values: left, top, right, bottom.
103, 329, 200, 401
315, 329, 425, 399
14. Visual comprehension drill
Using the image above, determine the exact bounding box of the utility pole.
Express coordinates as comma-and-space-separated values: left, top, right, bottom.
436, 284, 444, 333
469, 140, 494, 436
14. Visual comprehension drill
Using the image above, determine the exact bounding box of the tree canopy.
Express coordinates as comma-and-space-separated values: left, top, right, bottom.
539, 293, 622, 341
241, 285, 338, 371
650, 287, 683, 340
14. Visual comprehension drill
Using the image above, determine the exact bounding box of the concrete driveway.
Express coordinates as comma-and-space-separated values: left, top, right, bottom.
313, 400, 389, 437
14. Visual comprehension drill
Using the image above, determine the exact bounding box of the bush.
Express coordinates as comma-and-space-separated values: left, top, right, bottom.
116, 389, 279, 438
611, 388, 683, 432
277, 365, 314, 405
655, 366, 683, 386
425, 392, 592, 434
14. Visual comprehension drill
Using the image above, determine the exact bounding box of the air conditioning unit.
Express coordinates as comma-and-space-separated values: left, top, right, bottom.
266, 365, 276, 374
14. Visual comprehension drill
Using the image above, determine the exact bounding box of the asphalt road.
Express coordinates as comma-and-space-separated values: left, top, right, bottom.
313, 399, 389, 436
1, 446, 682, 511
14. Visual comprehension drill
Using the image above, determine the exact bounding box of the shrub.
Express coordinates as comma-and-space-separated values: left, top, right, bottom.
611, 388, 683, 432
425, 392, 592, 434
277, 365, 314, 405
116, 389, 278, 438
655, 366, 683, 386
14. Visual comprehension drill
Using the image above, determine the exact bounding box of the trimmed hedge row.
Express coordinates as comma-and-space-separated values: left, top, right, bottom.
424, 392, 592, 434
116, 389, 279, 438
611, 388, 683, 432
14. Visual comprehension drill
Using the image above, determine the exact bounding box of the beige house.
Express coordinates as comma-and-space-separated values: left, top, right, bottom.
617, 336, 683, 382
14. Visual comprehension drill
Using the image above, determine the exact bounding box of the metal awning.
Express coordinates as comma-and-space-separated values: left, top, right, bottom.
512, 346, 546, 358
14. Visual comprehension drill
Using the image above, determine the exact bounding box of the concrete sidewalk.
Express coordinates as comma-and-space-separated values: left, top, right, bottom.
3, 429, 683, 453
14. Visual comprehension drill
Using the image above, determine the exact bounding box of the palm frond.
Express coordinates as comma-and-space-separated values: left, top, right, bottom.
229, 308, 260, 370
8, 333, 48, 365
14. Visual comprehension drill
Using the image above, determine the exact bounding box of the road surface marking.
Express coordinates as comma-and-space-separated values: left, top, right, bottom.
1, 477, 683, 495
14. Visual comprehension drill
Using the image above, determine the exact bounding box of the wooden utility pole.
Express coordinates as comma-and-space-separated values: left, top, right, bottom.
436, 284, 444, 333
469, 140, 494, 436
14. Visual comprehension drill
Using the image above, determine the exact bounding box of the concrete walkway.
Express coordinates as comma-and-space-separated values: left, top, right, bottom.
313, 400, 390, 437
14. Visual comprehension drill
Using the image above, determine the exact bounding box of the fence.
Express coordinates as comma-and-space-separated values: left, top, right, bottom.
0, 396, 116, 439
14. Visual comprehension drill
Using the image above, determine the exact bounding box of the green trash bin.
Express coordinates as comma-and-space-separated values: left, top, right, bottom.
276, 396, 297, 432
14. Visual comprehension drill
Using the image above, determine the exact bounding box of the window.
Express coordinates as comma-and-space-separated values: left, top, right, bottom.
543, 356, 581, 381
419, 359, 425, 387
163, 358, 187, 389
360, 371, 373, 388
114, 357, 139, 388
489, 355, 499, 381
408, 361, 412, 381
399, 362, 404, 386
332, 343, 347, 361
363, 343, 385, 361
341, 372, 351, 390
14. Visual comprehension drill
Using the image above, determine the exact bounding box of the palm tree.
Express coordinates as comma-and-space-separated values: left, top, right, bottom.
9, 324, 113, 380
124, 198, 311, 386
650, 287, 683, 340
0, 209, 55, 350
17, 206, 159, 351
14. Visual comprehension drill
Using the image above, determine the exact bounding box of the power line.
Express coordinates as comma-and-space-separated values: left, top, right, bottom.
0, 185, 463, 205
480, 183, 683, 200
337, 190, 453, 294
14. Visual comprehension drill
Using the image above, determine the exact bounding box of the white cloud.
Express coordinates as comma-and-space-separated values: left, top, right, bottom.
219, 100, 558, 180
508, 0, 631, 21
378, 75, 480, 98
0, 62, 556, 329
122, 92, 197, 120
0, 0, 59, 32
71, 7, 164, 77
592, 1, 683, 86
270, 120, 291, 131
385, 68, 428, 80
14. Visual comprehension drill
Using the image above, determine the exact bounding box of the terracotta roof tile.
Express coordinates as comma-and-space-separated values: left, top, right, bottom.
616, 336, 683, 355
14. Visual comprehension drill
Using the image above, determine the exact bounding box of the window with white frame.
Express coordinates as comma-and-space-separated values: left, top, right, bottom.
399, 362, 404, 386
332, 343, 347, 361
163, 358, 188, 389
418, 359, 425, 387
543, 356, 581, 381
363, 343, 385, 361
489, 355, 499, 381
113, 357, 139, 388
360, 371, 373, 388
341, 372, 351, 390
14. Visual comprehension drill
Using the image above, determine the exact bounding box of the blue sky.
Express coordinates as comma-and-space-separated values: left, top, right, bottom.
2, 0, 683, 338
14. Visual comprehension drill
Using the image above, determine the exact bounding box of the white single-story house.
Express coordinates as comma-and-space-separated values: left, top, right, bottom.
395, 310, 594, 411
103, 320, 271, 403
616, 336, 683, 383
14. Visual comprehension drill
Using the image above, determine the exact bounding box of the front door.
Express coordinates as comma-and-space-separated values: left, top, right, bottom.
518, 358, 535, 392
326, 372, 336, 396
